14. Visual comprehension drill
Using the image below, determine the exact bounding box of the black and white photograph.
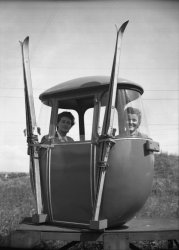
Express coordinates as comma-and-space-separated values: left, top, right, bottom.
0, 0, 178, 249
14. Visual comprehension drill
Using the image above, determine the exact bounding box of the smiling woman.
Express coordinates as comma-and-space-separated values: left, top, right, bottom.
98, 88, 150, 139
124, 106, 149, 138
40, 111, 75, 144
38, 105, 80, 142
56, 112, 75, 141
126, 107, 142, 136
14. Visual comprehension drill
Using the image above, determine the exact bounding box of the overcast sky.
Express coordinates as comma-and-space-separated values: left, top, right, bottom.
0, 0, 178, 172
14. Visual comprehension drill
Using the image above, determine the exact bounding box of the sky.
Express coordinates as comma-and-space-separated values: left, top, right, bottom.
0, 0, 178, 172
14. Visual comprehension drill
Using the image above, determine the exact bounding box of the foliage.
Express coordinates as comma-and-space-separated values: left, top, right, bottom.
0, 174, 36, 237
137, 153, 179, 219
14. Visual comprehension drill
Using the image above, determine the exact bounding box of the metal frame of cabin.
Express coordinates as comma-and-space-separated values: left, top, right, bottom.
6, 217, 179, 250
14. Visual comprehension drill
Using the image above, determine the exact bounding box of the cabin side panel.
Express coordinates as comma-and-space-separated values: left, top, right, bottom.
50, 143, 93, 225
100, 139, 154, 227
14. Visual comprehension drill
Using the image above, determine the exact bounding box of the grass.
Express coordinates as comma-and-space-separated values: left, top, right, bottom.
0, 174, 36, 237
0, 152, 178, 249
137, 153, 179, 219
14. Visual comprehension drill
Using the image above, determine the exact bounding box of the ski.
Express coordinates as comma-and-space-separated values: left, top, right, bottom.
20, 37, 46, 222
90, 21, 129, 229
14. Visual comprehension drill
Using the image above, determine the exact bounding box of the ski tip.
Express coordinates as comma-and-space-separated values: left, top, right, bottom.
19, 36, 29, 47
24, 36, 29, 43
116, 20, 129, 34
124, 20, 129, 25
19, 36, 29, 45
120, 20, 129, 33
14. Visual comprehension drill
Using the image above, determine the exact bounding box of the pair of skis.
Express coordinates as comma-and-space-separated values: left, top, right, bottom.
20, 37, 46, 222
90, 20, 129, 229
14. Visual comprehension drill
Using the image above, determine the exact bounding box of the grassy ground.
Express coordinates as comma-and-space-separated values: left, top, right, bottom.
0, 153, 178, 249
137, 153, 179, 219
0, 174, 35, 237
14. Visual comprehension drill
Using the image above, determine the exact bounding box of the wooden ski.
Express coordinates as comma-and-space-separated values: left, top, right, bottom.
20, 37, 46, 223
90, 21, 129, 230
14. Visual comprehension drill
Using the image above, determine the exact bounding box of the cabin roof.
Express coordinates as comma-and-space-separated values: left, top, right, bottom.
39, 76, 144, 104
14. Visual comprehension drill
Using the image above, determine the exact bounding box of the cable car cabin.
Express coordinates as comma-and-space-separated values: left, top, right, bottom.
36, 75, 159, 229
20, 22, 159, 230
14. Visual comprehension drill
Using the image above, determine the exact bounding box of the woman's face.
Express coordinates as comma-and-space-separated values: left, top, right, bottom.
57, 116, 72, 134
127, 113, 140, 134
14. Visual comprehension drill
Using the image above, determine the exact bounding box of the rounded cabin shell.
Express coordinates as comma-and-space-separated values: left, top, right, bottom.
37, 76, 158, 229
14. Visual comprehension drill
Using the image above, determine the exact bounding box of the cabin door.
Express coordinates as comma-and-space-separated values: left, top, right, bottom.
49, 142, 93, 226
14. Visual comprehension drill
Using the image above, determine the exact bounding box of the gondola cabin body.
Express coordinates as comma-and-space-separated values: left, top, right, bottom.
20, 22, 159, 230
36, 76, 159, 229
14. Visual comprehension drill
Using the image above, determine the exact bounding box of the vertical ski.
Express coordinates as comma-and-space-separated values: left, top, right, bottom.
90, 21, 129, 229
20, 37, 46, 222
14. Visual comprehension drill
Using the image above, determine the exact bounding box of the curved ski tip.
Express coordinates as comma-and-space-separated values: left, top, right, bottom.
120, 20, 129, 33
24, 36, 29, 43
19, 36, 29, 45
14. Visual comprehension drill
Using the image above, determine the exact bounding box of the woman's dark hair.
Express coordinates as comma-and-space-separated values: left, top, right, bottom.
57, 112, 75, 126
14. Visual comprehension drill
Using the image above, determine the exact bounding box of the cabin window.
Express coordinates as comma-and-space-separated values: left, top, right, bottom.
98, 106, 119, 136
123, 94, 150, 138
99, 89, 150, 138
38, 103, 52, 142
84, 108, 94, 141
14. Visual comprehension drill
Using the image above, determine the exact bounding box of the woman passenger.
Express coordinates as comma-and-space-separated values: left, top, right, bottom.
41, 111, 75, 143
